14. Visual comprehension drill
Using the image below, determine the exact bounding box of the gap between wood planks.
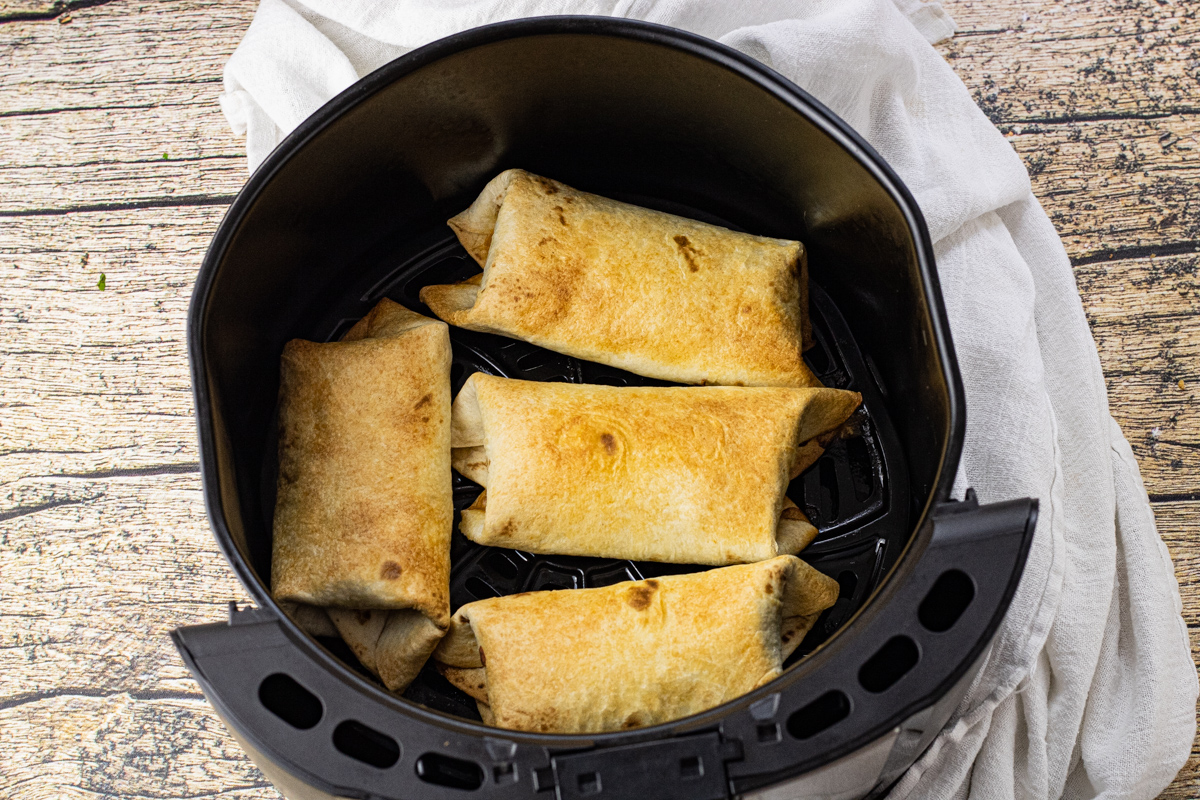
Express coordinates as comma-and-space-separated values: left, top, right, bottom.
0, 0, 117, 24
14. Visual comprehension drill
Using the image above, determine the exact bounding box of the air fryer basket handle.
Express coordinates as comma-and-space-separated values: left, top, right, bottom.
726, 489, 1038, 794
174, 491, 1036, 800
174, 607, 541, 800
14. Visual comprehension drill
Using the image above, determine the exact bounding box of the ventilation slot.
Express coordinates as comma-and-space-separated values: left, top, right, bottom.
818, 456, 840, 520
576, 771, 601, 795
804, 333, 832, 375
836, 570, 858, 600
465, 577, 500, 600
527, 564, 583, 592
919, 570, 976, 632
756, 722, 782, 743
589, 564, 641, 586
258, 673, 322, 730
859, 636, 920, 693
845, 436, 875, 501
787, 690, 851, 740
484, 552, 520, 580
333, 720, 400, 769
416, 752, 485, 790
493, 762, 517, 785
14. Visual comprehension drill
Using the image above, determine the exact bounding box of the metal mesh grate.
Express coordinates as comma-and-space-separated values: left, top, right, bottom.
284, 221, 910, 719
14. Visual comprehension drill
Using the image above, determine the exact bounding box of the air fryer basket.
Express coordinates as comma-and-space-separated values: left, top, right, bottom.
176, 17, 1036, 800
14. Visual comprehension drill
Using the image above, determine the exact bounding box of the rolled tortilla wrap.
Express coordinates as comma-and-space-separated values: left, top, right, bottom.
271, 298, 453, 691
433, 555, 839, 733
450, 374, 860, 564
277, 601, 338, 638
420, 169, 818, 388
326, 608, 447, 693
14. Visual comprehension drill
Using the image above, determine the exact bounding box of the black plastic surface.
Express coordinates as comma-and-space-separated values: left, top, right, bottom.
551, 733, 737, 800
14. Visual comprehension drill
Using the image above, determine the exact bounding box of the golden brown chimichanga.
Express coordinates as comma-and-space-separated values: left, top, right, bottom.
433, 556, 840, 733
420, 169, 819, 388
450, 374, 860, 565
271, 298, 453, 691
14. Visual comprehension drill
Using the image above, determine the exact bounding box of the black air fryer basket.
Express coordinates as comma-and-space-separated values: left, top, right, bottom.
176, 18, 1036, 800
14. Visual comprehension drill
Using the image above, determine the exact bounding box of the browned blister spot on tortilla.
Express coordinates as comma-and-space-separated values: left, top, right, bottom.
479, 647, 486, 666
765, 582, 775, 595
673, 234, 702, 272
625, 582, 657, 611
381, 561, 403, 580
489, 256, 584, 331
414, 393, 432, 409
554, 205, 567, 225
494, 519, 517, 539
600, 432, 617, 454
356, 610, 372, 625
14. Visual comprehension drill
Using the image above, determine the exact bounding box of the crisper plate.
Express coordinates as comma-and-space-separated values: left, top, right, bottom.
264, 204, 909, 721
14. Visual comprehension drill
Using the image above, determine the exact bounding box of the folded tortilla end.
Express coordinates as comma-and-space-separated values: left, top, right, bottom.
342, 297, 440, 342
450, 373, 486, 448
775, 557, 839, 660
374, 610, 448, 692
790, 440, 825, 479
447, 169, 522, 265
421, 282, 480, 325
435, 611, 484, 668
451, 446, 490, 486
781, 559, 841, 623
278, 601, 339, 638
438, 664, 490, 703
327, 607, 388, 675
776, 498, 819, 555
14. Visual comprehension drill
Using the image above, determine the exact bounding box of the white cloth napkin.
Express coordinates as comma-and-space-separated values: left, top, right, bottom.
219, 2, 1198, 797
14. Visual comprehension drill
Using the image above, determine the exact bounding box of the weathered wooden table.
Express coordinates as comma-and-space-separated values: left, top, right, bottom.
1, 0, 1196, 797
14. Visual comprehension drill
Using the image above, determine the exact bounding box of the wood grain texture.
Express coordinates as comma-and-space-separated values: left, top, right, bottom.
1160, 500, 1200, 798
0, 0, 1196, 798
0, 2, 266, 798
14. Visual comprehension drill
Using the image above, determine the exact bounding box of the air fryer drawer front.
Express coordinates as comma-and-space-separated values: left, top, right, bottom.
174, 493, 1035, 800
